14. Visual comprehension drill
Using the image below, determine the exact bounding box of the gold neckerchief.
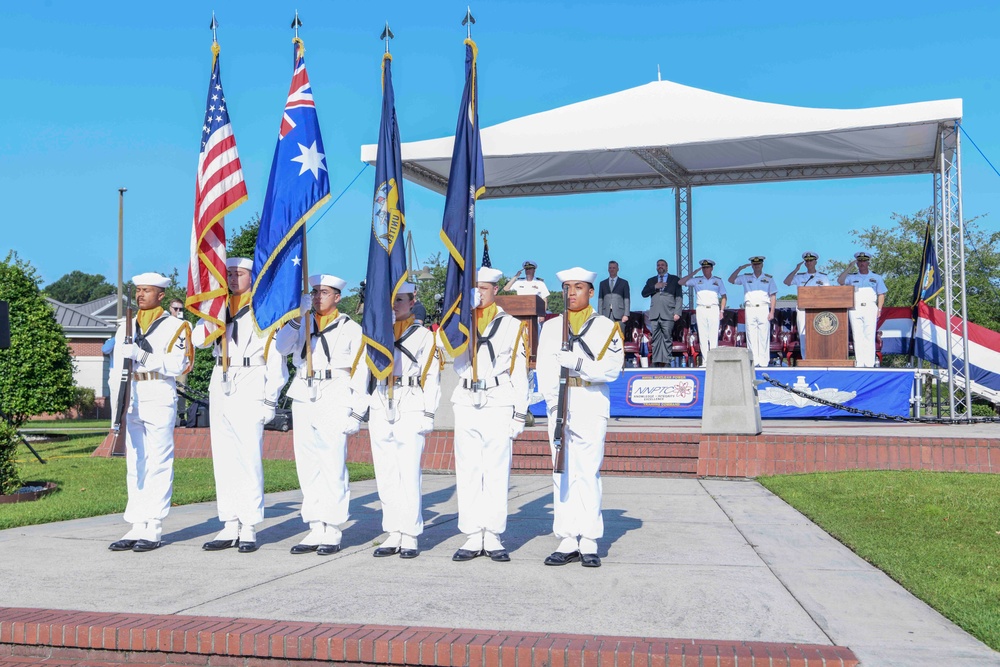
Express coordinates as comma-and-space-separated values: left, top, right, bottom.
315, 309, 340, 331
394, 315, 415, 340
567, 305, 594, 335
137, 307, 164, 333
476, 302, 498, 334
229, 292, 251, 317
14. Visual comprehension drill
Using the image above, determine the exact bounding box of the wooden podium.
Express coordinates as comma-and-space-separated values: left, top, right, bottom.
495, 294, 546, 365
797, 285, 855, 367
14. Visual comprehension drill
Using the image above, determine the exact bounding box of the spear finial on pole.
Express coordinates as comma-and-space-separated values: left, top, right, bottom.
380, 21, 394, 54
291, 10, 302, 39
210, 11, 218, 43
462, 6, 475, 39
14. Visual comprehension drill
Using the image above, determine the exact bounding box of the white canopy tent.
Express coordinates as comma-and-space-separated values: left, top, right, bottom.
361, 79, 974, 417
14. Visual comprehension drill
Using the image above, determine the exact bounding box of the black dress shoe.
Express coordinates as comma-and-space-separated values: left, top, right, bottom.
544, 550, 581, 566
580, 553, 602, 568
237, 541, 258, 553
373, 546, 400, 557
132, 540, 162, 552
399, 548, 419, 559
317, 544, 341, 556
452, 548, 485, 562
108, 539, 137, 552
290, 543, 319, 555
202, 539, 237, 551
486, 549, 510, 562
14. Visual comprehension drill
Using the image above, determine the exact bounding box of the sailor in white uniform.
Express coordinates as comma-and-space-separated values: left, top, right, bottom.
108, 272, 192, 553
783, 251, 833, 359
838, 251, 887, 368
351, 282, 441, 559
449, 267, 530, 563
679, 259, 727, 364
728, 256, 777, 367
192, 257, 288, 554
536, 267, 624, 568
274, 274, 363, 555
504, 260, 550, 301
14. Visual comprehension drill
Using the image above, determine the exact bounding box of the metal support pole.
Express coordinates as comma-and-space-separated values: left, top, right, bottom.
674, 186, 693, 307
117, 188, 126, 319
954, 127, 973, 420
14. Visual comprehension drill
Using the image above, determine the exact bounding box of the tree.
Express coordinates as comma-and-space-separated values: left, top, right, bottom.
0, 252, 76, 428
0, 419, 21, 495
228, 213, 260, 258
45, 271, 115, 304
826, 209, 1000, 331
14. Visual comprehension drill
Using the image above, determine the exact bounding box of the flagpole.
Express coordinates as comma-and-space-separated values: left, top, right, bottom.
291, 11, 314, 390
463, 7, 480, 384
382, 21, 395, 415
116, 187, 126, 319
211, 13, 232, 389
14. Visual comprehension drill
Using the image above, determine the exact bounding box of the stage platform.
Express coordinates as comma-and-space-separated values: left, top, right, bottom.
94, 417, 1000, 479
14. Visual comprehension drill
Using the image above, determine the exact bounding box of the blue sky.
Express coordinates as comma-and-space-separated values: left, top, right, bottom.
3, 0, 999, 303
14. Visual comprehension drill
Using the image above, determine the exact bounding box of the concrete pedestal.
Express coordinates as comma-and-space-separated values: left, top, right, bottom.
701, 347, 762, 435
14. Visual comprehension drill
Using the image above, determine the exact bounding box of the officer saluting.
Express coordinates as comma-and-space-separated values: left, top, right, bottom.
108, 273, 192, 553
449, 267, 530, 563
536, 267, 624, 568
274, 274, 363, 555
679, 259, 727, 364
504, 260, 550, 301
351, 282, 441, 559
783, 251, 832, 359
728, 256, 777, 367
192, 257, 288, 554
838, 251, 887, 368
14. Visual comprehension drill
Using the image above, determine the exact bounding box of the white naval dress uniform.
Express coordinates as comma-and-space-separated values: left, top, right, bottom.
274, 312, 363, 535
506, 278, 550, 301
351, 322, 441, 539
733, 273, 777, 367
536, 310, 624, 543
192, 303, 288, 529
112, 311, 191, 541
788, 272, 832, 358
688, 276, 726, 361
843, 272, 887, 368
450, 307, 529, 539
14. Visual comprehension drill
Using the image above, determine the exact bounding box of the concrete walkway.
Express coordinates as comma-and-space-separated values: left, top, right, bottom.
0, 475, 997, 667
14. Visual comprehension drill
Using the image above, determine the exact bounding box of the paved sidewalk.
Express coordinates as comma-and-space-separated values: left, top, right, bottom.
0, 475, 997, 667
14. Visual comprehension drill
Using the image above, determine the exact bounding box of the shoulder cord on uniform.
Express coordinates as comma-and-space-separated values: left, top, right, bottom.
509, 321, 528, 376
596, 322, 624, 361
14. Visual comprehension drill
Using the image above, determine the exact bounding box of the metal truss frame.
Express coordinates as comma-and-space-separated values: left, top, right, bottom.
935, 124, 973, 419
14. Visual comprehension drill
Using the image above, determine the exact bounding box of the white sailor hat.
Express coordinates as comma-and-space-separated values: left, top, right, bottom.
555, 267, 598, 285
699, 258, 715, 267
801, 251, 818, 261
397, 282, 416, 295
226, 257, 253, 271
522, 260, 537, 269
308, 274, 347, 291
749, 255, 765, 263
477, 267, 503, 283
854, 251, 873, 261
131, 272, 170, 288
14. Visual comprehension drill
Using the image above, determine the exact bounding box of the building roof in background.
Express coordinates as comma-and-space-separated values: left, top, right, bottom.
46, 298, 117, 336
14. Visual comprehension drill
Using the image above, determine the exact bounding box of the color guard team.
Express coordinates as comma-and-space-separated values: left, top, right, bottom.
108, 250, 881, 563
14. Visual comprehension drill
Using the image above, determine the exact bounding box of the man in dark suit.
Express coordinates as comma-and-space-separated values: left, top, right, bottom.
597, 260, 630, 323
640, 259, 683, 367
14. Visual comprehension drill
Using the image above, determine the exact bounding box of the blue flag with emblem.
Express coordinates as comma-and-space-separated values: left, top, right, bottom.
251, 37, 331, 335
913, 222, 944, 305
362, 53, 408, 380
439, 39, 486, 358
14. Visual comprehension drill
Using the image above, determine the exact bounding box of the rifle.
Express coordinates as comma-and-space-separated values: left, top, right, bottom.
552, 285, 570, 474
110, 286, 134, 457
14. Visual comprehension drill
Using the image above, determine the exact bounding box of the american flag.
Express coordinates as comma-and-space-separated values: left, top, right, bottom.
186, 41, 248, 342
481, 233, 492, 268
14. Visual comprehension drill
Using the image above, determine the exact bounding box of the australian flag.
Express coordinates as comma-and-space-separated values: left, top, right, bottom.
362, 53, 408, 380
252, 37, 331, 334
913, 222, 944, 305
439, 39, 486, 358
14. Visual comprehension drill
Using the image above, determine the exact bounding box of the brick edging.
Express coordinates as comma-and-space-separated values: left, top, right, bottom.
0, 607, 859, 667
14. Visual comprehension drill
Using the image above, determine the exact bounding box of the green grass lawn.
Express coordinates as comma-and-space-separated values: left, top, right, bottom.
759, 470, 1000, 652
23, 418, 111, 430
0, 433, 374, 531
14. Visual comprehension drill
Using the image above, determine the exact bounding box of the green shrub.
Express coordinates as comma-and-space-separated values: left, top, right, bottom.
0, 420, 22, 495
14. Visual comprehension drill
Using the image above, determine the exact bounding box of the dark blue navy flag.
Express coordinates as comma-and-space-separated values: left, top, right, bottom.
439, 38, 486, 358
252, 37, 331, 334
362, 53, 408, 380
914, 222, 944, 306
